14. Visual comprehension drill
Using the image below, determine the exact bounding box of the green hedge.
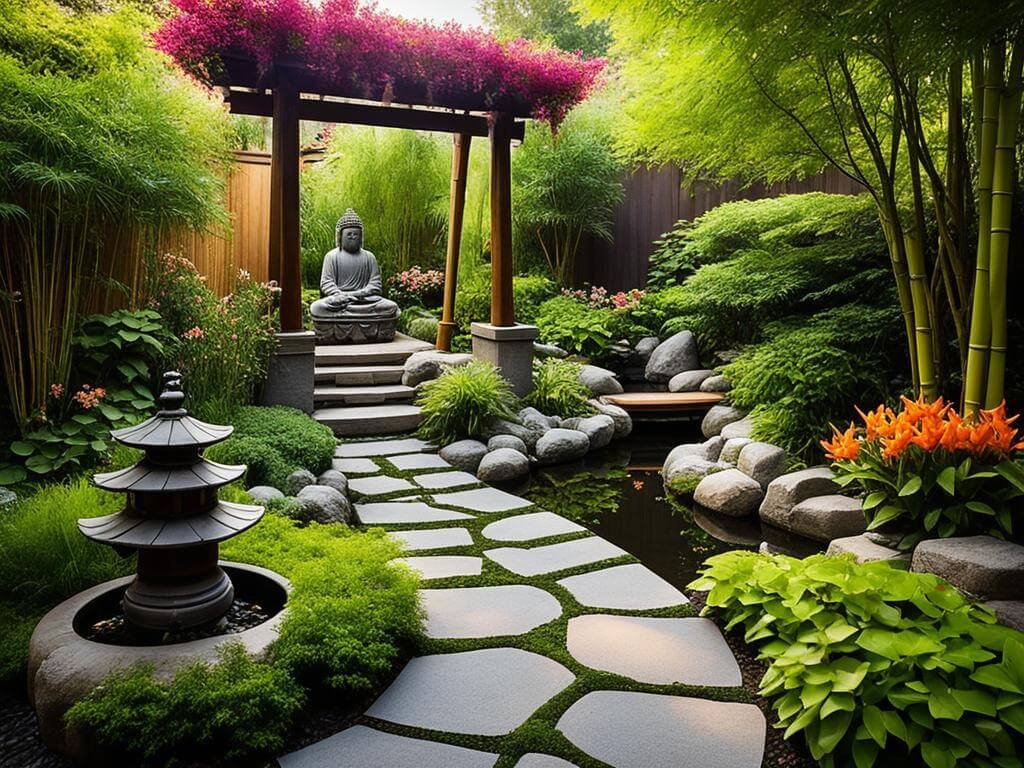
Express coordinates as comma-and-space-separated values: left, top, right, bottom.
454, 268, 557, 331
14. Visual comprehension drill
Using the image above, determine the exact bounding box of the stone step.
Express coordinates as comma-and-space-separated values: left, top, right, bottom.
313, 384, 416, 406
313, 404, 422, 437
314, 364, 405, 386
315, 333, 433, 367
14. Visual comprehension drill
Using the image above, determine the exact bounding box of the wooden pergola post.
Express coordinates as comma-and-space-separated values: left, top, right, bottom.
437, 132, 472, 351
489, 114, 515, 326
270, 72, 302, 332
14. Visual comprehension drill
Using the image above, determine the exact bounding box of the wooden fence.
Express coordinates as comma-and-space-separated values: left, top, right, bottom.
574, 165, 864, 290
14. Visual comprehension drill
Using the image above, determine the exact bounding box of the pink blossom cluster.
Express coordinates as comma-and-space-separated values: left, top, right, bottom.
74, 385, 107, 410
390, 266, 444, 292
154, 0, 605, 127
562, 284, 645, 312
183, 326, 206, 340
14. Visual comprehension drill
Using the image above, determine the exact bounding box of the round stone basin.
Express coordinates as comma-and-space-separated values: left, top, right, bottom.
27, 561, 289, 762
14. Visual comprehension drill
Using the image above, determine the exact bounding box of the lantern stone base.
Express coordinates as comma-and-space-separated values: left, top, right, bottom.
27, 562, 289, 764
471, 322, 538, 397
262, 330, 316, 413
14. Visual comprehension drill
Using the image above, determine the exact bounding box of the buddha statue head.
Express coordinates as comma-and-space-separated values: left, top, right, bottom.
335, 208, 363, 254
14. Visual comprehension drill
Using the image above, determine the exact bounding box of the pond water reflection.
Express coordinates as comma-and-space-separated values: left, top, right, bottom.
523, 420, 819, 591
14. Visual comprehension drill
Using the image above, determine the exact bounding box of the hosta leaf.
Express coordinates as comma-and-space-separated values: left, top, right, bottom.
24, 454, 53, 474
852, 738, 878, 768
999, 703, 1024, 735
863, 491, 887, 510
920, 741, 955, 768
995, 460, 1024, 493
814, 710, 853, 755
9, 441, 34, 457
867, 505, 902, 530
0, 465, 27, 485
862, 705, 887, 747
936, 466, 956, 495
951, 688, 997, 716
899, 475, 922, 496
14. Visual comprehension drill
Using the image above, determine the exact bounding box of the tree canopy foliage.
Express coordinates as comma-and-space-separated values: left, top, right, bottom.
479, 0, 612, 58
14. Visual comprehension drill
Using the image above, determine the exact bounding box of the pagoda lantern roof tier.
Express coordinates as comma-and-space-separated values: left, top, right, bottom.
92, 458, 245, 493
79, 500, 262, 549
111, 411, 233, 451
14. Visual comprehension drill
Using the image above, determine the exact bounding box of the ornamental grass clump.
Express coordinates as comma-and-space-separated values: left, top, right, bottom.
691, 551, 1024, 768
823, 396, 1024, 549
525, 359, 596, 419
416, 360, 519, 445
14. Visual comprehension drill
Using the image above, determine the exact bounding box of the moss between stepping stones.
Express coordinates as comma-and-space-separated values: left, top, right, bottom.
339, 448, 758, 768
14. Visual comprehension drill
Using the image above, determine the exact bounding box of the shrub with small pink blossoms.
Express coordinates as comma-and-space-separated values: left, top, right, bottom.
154, 0, 604, 127
387, 266, 445, 308
561, 284, 645, 312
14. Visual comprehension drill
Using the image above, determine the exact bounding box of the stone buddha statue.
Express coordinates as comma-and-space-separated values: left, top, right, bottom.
310, 209, 400, 343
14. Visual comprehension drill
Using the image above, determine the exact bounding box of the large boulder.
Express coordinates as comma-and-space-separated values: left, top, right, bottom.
488, 434, 529, 456
983, 601, 1024, 632
912, 536, 1024, 600
668, 369, 715, 393
589, 399, 632, 439
827, 534, 911, 564
296, 484, 353, 524
645, 330, 699, 383
534, 341, 568, 358
662, 454, 721, 495
578, 365, 624, 396
665, 437, 724, 466
285, 469, 316, 496
575, 414, 616, 451
634, 336, 661, 364
477, 448, 531, 482
785, 495, 866, 543
759, 467, 839, 529
719, 437, 753, 465
700, 374, 732, 393
736, 442, 787, 487
535, 428, 591, 465
701, 405, 746, 438
482, 418, 544, 451
693, 469, 764, 517
0, 488, 16, 510
439, 439, 488, 473
720, 416, 755, 440
316, 468, 349, 494
247, 485, 284, 504
402, 350, 473, 387
518, 406, 559, 431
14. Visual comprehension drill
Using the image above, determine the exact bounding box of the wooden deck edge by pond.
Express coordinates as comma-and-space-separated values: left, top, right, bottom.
601, 392, 725, 414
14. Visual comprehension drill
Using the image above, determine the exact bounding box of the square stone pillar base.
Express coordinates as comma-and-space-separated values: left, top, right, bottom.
261, 330, 316, 413
471, 322, 538, 397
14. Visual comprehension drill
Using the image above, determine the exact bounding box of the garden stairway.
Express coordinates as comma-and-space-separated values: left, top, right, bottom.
312, 333, 434, 437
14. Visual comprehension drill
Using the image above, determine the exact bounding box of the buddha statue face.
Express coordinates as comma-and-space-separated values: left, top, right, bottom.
338, 226, 362, 254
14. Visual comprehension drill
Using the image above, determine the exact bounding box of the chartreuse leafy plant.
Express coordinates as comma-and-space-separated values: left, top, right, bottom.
526, 359, 596, 419
823, 396, 1024, 549
416, 360, 520, 444
690, 551, 1024, 768
534, 295, 631, 360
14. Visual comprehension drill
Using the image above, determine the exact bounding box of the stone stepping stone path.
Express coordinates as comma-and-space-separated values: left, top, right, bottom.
482, 511, 585, 542
413, 470, 481, 490
278, 725, 498, 768
335, 437, 434, 458
389, 452, 452, 471
356, 501, 473, 525
419, 585, 562, 638
331, 457, 379, 474
557, 691, 766, 768
349, 475, 416, 496
485, 537, 627, 577
390, 527, 473, 551
566, 615, 741, 686
432, 487, 532, 513
394, 556, 483, 581
557, 563, 688, 610
286, 438, 765, 767
366, 648, 575, 736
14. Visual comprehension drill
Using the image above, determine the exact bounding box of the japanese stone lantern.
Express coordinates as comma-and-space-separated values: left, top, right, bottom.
78, 371, 263, 631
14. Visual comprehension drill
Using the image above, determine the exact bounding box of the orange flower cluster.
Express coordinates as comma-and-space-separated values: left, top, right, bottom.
823, 396, 1024, 462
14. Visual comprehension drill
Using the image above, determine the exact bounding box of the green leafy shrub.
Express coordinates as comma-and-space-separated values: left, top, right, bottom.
525, 359, 596, 418
416, 360, 519, 444
407, 315, 440, 344
454, 268, 557, 331
691, 551, 1024, 768
205, 406, 336, 489
646, 219, 698, 289
534, 295, 632, 360
66, 644, 305, 766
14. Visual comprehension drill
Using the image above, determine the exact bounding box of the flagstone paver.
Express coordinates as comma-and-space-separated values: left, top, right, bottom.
355, 501, 473, 525
389, 453, 452, 471
566, 616, 741, 686
366, 648, 575, 736
557, 691, 766, 768
278, 725, 498, 768
394, 556, 483, 580
335, 438, 434, 458
482, 511, 585, 542
390, 527, 474, 551
348, 475, 417, 496
514, 755, 579, 768
556, 564, 689, 610
485, 537, 627, 577
432, 487, 533, 513
331, 457, 380, 474
419, 585, 562, 638
413, 470, 482, 490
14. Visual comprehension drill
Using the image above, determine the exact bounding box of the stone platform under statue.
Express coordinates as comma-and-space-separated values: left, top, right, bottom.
311, 208, 400, 345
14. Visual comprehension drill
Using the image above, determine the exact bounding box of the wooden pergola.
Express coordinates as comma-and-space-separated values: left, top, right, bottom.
219, 62, 529, 351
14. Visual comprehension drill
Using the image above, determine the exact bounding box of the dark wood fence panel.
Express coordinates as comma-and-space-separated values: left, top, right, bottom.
575, 165, 863, 290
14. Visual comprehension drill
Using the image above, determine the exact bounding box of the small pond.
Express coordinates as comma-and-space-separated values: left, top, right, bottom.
522, 419, 819, 591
